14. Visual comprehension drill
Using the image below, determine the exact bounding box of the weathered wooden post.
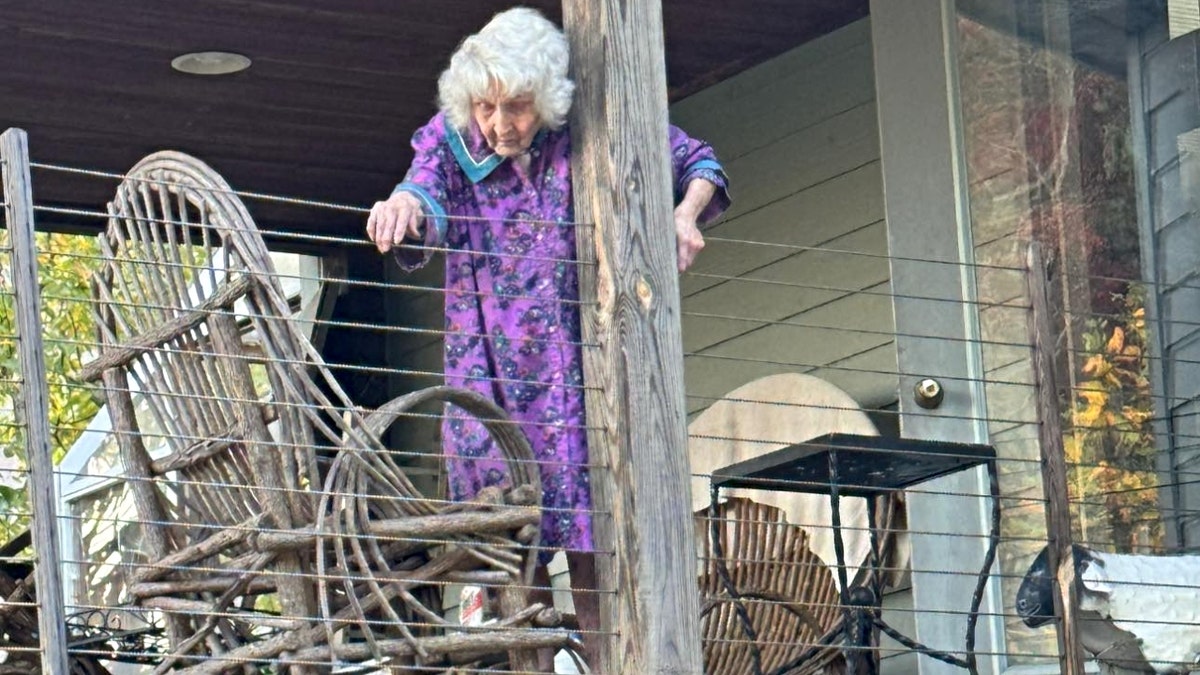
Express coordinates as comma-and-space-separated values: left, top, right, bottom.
562, 2, 704, 673
1025, 243, 1087, 675
2, 127, 69, 675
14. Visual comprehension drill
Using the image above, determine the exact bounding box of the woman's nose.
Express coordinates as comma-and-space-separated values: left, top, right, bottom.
492, 108, 513, 131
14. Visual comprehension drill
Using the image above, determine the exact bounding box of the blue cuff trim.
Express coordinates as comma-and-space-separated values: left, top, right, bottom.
678, 163, 732, 227
444, 118, 503, 184
392, 182, 448, 245
681, 161, 729, 192
687, 158, 724, 175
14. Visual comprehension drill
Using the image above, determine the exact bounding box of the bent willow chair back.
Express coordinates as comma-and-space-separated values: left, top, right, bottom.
699, 497, 844, 675
79, 151, 567, 673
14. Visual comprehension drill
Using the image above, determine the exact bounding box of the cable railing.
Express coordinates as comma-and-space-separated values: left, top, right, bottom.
1, 142, 1198, 675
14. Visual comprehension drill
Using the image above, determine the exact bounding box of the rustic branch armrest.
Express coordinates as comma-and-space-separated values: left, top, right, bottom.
78, 275, 252, 383
359, 385, 541, 494
252, 509, 541, 553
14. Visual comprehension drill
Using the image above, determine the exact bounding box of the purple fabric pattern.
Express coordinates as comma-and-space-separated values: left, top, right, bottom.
392, 112, 729, 561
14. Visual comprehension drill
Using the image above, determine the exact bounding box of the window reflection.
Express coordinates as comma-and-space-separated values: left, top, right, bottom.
956, 0, 1174, 664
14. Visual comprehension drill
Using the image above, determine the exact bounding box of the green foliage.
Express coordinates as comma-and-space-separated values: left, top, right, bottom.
0, 484, 28, 543
0, 231, 101, 541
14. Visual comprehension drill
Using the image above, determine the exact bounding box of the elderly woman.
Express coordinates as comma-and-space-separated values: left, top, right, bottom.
366, 6, 729, 665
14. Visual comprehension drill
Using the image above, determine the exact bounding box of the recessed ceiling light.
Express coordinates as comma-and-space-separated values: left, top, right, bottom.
171, 51, 252, 76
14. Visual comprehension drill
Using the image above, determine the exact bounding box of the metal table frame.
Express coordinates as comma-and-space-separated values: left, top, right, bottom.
709, 433, 1001, 675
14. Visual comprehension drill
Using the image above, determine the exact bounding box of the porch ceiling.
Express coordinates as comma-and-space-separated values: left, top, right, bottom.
0, 0, 866, 245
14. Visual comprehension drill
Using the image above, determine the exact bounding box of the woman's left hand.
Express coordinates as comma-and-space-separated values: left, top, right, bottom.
674, 178, 716, 272
674, 207, 705, 272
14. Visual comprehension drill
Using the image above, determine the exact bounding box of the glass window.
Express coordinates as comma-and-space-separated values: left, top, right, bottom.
954, 0, 1180, 665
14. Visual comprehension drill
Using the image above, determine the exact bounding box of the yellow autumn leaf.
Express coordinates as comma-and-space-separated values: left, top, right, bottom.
1075, 385, 1108, 427
1081, 353, 1110, 377
1121, 405, 1153, 426
1062, 434, 1084, 464
1115, 347, 1141, 367
1106, 325, 1126, 354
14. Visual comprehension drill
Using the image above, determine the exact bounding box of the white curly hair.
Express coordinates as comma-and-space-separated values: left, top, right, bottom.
437, 7, 575, 131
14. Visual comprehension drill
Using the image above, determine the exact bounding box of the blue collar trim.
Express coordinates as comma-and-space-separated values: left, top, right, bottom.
444, 117, 547, 184
445, 117, 503, 184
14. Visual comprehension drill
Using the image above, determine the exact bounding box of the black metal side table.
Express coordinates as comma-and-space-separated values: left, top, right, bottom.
709, 433, 1000, 675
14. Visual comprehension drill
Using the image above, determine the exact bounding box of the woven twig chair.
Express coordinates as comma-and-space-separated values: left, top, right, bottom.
699, 498, 842, 675
698, 497, 902, 675
78, 151, 568, 673
689, 374, 906, 674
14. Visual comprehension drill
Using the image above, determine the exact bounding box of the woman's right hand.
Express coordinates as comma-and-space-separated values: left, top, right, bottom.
366, 191, 425, 253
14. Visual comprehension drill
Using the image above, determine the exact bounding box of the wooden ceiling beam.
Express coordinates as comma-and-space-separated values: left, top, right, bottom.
1, 0, 867, 240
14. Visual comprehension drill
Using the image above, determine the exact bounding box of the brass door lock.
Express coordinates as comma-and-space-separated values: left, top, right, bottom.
914, 378, 944, 409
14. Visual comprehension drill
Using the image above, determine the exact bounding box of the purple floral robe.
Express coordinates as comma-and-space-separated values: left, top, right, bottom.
393, 111, 729, 560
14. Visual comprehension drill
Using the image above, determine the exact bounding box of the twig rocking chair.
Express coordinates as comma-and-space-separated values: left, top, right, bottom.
78, 151, 569, 673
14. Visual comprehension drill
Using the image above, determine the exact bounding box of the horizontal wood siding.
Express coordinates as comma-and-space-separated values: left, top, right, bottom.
670, 18, 897, 415
1137, 20, 1200, 549
673, 19, 914, 675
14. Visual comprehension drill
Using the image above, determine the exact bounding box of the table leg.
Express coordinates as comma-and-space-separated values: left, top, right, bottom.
827, 449, 861, 672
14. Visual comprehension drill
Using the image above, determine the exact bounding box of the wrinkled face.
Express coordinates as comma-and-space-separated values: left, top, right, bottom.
471, 89, 541, 158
